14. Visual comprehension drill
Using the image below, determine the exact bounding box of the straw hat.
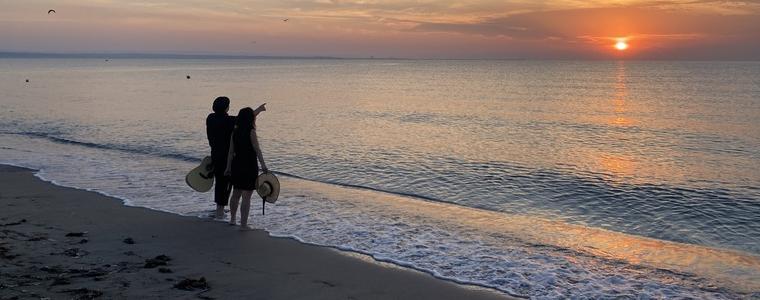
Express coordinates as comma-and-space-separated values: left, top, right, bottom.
256, 172, 280, 204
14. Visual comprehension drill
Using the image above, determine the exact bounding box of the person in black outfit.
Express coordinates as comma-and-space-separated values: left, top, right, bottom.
206, 96, 236, 219
225, 106, 268, 228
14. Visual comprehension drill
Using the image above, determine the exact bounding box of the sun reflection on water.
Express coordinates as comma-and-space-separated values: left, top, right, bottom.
610, 62, 635, 127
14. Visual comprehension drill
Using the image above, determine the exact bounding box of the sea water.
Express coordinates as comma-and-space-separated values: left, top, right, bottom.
1, 58, 759, 298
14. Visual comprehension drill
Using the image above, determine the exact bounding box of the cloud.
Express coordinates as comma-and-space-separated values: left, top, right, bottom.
409, 5, 760, 57
1, 0, 759, 58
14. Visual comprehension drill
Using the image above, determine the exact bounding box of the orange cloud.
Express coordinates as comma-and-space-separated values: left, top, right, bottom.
1, 0, 759, 59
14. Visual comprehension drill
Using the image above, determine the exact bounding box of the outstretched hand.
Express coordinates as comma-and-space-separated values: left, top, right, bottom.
254, 103, 267, 115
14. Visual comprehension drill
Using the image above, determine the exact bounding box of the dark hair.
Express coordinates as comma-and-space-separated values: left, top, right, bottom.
235, 107, 255, 131
212, 96, 230, 113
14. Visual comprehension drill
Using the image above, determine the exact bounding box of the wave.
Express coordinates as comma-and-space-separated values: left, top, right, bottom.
1, 133, 758, 298
1, 131, 198, 162
3, 130, 760, 256
1, 130, 460, 204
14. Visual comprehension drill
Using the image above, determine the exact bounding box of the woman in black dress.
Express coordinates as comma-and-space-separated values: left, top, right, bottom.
225, 105, 268, 227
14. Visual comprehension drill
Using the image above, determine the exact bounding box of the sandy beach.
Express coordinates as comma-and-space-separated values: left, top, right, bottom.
0, 164, 511, 299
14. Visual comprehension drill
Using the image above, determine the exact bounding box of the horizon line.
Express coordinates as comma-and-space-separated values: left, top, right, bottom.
1, 51, 758, 62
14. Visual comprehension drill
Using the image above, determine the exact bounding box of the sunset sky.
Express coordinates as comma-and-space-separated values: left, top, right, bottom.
1, 0, 759, 59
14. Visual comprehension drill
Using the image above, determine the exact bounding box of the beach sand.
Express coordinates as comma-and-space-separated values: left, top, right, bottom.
0, 165, 511, 299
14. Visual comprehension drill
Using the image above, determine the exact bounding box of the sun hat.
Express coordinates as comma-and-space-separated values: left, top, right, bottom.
256, 172, 280, 204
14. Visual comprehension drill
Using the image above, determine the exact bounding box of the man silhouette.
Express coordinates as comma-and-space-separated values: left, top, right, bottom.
206, 97, 236, 218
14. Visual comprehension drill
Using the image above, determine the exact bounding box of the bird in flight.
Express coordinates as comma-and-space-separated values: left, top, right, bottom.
282, 18, 289, 22
48, 9, 56, 14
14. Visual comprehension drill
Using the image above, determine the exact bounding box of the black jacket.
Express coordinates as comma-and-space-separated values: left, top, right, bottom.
206, 113, 236, 165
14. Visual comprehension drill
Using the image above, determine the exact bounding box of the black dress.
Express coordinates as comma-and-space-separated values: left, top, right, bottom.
206, 112, 235, 205
230, 127, 259, 190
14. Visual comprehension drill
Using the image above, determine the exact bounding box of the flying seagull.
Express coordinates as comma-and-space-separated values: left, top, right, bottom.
48, 9, 56, 14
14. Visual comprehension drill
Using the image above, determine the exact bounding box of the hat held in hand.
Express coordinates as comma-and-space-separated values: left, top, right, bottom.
256, 172, 280, 204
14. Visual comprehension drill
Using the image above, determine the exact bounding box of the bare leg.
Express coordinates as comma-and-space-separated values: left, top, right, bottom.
215, 204, 225, 219
239, 190, 254, 228
229, 189, 243, 225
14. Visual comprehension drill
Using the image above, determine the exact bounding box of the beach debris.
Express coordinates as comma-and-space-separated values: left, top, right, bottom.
27, 235, 47, 241
158, 267, 173, 273
39, 265, 65, 274
0, 245, 19, 260
62, 288, 103, 299
65, 232, 86, 237
1, 219, 26, 226
173, 277, 209, 291
51, 277, 71, 286
122, 237, 135, 244
48, 9, 56, 14
73, 268, 108, 278
52, 247, 88, 258
1, 229, 30, 240
314, 279, 337, 287
155, 254, 171, 261
65, 248, 87, 257
144, 254, 172, 268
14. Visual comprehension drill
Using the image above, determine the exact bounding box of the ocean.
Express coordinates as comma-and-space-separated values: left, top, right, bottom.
1, 58, 758, 298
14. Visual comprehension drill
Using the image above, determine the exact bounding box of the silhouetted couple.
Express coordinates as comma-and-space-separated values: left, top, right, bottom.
206, 96, 267, 227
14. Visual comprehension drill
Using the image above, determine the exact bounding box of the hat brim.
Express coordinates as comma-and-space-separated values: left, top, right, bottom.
256, 172, 280, 203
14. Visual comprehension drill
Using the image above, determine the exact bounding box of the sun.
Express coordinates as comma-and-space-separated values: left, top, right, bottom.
614, 38, 628, 51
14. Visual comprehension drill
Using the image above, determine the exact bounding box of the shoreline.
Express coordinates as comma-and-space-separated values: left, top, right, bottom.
4, 158, 759, 297
0, 164, 512, 299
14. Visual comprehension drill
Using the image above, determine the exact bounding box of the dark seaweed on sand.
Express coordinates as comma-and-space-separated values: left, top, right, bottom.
57, 247, 88, 257
144, 254, 172, 268
173, 277, 209, 291
0, 219, 26, 226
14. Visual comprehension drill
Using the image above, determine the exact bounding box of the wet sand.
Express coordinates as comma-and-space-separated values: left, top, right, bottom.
0, 165, 512, 299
